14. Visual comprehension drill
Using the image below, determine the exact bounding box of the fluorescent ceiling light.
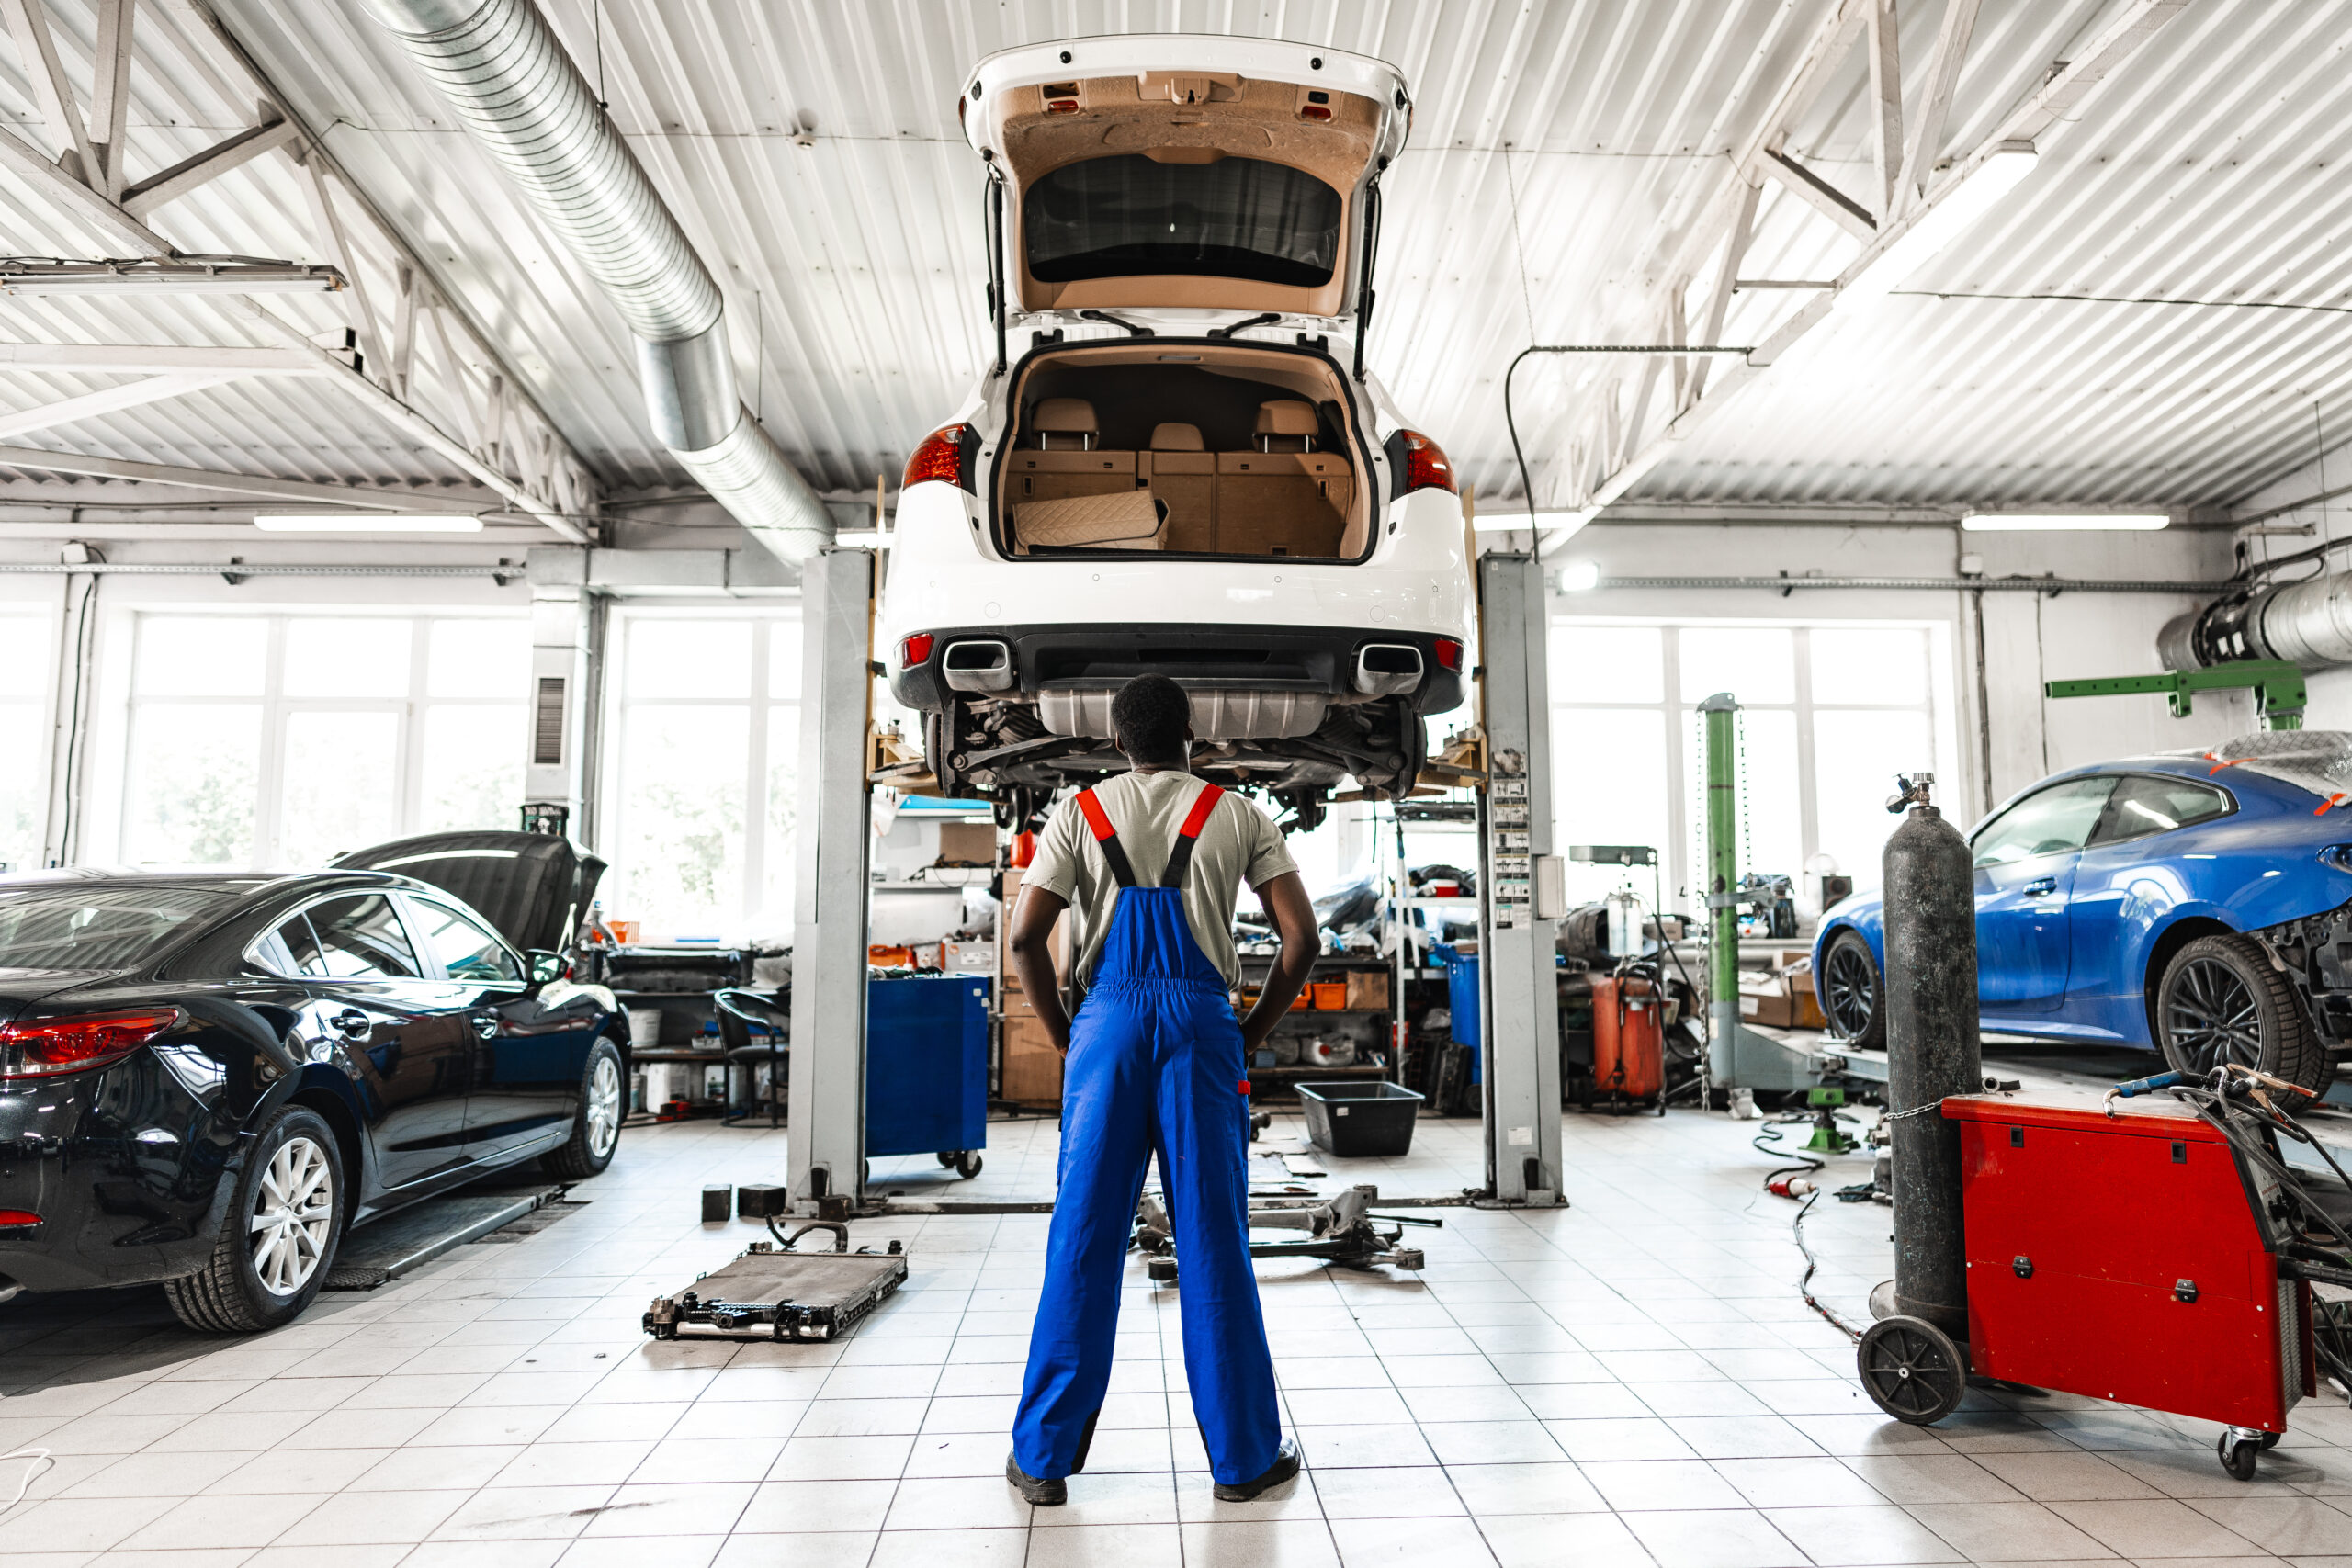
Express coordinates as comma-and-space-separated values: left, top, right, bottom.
1476, 507, 1594, 536
1557, 558, 1602, 592
832, 528, 892, 549
1845, 142, 2039, 301
1960, 512, 2168, 532
0, 263, 345, 296
254, 513, 482, 532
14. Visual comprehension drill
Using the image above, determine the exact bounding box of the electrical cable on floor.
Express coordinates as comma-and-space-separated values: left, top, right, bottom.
1754, 1119, 1867, 1343
1, 1447, 52, 1517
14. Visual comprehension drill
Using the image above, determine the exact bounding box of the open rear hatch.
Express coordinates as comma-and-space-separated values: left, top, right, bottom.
967, 38, 1409, 322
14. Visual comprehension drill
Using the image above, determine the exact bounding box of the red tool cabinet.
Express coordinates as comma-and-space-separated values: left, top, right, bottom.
1945, 1092, 2316, 1434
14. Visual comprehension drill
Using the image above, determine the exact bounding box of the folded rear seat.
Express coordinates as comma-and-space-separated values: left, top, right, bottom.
1137, 423, 1214, 552
1216, 400, 1351, 556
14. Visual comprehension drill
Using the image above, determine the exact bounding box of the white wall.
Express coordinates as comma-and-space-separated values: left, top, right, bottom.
1550, 522, 2243, 826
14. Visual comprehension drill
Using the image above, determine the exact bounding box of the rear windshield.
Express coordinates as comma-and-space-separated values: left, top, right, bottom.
0, 886, 236, 969
1025, 154, 1342, 288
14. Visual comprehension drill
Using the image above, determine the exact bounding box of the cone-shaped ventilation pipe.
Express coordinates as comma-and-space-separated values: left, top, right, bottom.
2161, 570, 2352, 672
365, 0, 831, 559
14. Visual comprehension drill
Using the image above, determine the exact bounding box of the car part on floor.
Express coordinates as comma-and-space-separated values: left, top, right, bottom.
1861, 1064, 2347, 1479
1134, 1184, 1437, 1277
2047, 659, 2308, 731
1877, 773, 1983, 1340
643, 1220, 909, 1341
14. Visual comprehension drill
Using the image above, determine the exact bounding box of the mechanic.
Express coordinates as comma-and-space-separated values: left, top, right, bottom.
1004, 672, 1318, 1506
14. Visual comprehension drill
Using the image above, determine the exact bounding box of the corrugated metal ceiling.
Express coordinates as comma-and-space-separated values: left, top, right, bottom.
5, 0, 2346, 516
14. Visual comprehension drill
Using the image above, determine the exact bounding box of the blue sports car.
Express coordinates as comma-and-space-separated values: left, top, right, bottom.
1811, 731, 2352, 1093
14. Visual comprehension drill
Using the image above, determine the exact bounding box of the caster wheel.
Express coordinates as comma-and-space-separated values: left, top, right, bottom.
2257, 1431, 2282, 1450
936, 1152, 957, 1168
1146, 1257, 1178, 1285
2219, 1432, 2261, 1481
1857, 1314, 1966, 1426
955, 1151, 983, 1179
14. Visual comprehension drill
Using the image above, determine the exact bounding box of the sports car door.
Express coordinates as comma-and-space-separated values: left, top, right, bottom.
1970, 776, 2119, 1013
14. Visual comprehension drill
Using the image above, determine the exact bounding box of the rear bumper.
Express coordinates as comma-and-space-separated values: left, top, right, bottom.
0, 1056, 235, 1293
889, 622, 1464, 716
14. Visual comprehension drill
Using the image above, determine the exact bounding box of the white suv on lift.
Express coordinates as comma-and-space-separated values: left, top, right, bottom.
878, 35, 1472, 829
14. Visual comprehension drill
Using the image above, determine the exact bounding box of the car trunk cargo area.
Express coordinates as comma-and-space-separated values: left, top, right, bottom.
996, 343, 1373, 561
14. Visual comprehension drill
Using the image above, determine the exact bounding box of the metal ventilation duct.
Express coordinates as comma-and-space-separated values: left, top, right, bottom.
2160, 570, 2352, 672
362, 0, 830, 559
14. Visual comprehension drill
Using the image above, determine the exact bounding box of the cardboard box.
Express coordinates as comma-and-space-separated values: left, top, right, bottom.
1739, 985, 1826, 1032
937, 821, 996, 865
1343, 970, 1391, 1010
1001, 1016, 1064, 1104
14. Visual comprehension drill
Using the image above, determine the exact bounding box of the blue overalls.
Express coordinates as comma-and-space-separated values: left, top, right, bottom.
1011, 780, 1283, 1487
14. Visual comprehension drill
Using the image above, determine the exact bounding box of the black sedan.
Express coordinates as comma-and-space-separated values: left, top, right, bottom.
0, 867, 625, 1332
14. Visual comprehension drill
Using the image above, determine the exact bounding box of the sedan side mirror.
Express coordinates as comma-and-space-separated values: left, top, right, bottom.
526, 949, 570, 987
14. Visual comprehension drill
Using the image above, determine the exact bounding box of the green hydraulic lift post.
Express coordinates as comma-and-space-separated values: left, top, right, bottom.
1699, 693, 1815, 1093
2042, 660, 2307, 731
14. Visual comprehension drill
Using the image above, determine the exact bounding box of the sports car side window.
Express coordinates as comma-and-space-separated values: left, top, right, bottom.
298, 895, 422, 980
408, 897, 525, 984
2089, 775, 2231, 846
1972, 777, 2118, 867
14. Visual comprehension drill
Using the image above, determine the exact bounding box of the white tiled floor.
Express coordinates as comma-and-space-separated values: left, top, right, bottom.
3, 1104, 2349, 1567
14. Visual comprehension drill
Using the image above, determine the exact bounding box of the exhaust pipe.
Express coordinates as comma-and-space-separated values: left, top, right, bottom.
363, 0, 831, 560
2163, 568, 2352, 671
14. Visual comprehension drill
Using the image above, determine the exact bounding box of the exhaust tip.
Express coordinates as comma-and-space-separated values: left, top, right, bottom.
1353, 643, 1423, 697
942, 640, 1014, 694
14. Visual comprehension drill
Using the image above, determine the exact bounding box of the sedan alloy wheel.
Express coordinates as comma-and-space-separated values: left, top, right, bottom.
248, 1134, 335, 1295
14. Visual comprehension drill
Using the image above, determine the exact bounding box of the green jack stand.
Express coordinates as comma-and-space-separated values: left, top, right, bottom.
2043, 659, 2306, 731
1802, 1087, 1857, 1155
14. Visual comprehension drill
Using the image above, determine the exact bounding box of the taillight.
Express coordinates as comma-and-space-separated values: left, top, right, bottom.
901, 423, 969, 491
1432, 637, 1464, 671
0, 1009, 181, 1078
899, 634, 936, 669
0, 1209, 39, 1229
1395, 430, 1456, 494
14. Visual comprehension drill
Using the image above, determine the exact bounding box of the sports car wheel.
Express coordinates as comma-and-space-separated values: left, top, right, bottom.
1822, 931, 1884, 1050
164, 1104, 345, 1333
2155, 934, 2327, 1094
543, 1039, 626, 1179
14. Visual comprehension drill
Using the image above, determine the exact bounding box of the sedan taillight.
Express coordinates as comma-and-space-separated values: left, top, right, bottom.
0, 1009, 182, 1079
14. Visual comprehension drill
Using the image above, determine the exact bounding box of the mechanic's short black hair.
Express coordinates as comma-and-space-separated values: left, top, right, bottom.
1112, 673, 1191, 763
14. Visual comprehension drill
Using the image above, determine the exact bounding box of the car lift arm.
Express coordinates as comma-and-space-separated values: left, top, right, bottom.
2043, 660, 2307, 731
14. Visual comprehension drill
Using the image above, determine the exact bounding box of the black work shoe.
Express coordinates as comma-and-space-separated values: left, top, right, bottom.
1212, 1436, 1302, 1501
1006, 1450, 1067, 1506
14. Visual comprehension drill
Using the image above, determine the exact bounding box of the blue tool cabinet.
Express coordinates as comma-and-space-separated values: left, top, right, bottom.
865, 975, 989, 1160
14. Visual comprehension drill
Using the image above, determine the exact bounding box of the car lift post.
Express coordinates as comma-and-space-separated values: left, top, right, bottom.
786, 548, 875, 1215
1476, 552, 1565, 1204
1701, 693, 1816, 1093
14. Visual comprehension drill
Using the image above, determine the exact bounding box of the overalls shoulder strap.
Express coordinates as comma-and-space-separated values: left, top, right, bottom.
1073, 788, 1139, 888
1158, 783, 1226, 887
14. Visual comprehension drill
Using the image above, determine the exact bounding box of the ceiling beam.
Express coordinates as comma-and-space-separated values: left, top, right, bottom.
1548, 0, 2191, 549
0, 342, 320, 373
0, 445, 490, 511
1865, 0, 1904, 219
0, 121, 172, 255
1758, 147, 1877, 243
0, 368, 248, 438
122, 117, 299, 220
1897, 0, 1983, 218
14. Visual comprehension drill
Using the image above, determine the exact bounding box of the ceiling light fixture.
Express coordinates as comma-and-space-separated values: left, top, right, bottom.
1, 261, 345, 296
254, 513, 483, 532
1843, 142, 2039, 301
1557, 558, 1603, 592
1960, 513, 2169, 532
1476, 507, 1594, 536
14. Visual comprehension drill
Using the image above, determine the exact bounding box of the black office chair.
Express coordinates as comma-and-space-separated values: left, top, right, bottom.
714, 987, 789, 1128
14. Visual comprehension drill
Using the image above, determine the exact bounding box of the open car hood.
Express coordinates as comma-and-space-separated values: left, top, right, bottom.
966, 35, 1408, 322
335, 831, 605, 956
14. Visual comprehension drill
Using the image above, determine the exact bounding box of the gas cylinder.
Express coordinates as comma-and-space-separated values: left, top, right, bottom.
1880, 773, 1981, 1337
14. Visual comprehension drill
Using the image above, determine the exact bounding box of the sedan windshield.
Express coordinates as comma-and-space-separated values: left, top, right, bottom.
0, 885, 240, 970
1025, 154, 1342, 287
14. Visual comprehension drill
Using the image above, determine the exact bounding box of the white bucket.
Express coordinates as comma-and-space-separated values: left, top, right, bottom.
628, 1007, 664, 1049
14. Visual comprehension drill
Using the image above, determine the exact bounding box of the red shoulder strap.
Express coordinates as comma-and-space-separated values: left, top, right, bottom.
1073, 788, 1137, 887
1159, 783, 1226, 887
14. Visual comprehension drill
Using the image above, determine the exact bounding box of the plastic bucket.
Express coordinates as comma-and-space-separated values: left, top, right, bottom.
1296, 1080, 1425, 1157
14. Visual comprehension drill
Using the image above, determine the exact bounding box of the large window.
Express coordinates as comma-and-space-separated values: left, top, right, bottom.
117, 614, 528, 868
600, 614, 800, 942
1550, 620, 1950, 916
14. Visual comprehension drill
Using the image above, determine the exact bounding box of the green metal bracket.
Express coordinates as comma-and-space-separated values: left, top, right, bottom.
2043, 660, 2307, 731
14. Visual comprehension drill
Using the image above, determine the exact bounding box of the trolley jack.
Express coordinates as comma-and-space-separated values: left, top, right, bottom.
1133, 1185, 1440, 1281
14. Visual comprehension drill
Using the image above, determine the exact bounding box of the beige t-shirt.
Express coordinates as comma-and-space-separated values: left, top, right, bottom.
1022, 771, 1299, 989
